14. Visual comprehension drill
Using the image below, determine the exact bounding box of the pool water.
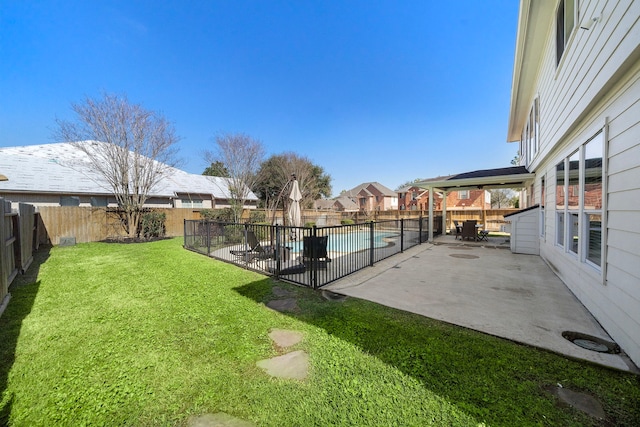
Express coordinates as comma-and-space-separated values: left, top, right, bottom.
287, 230, 398, 254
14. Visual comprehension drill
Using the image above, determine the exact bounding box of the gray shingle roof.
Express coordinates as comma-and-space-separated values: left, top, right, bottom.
344, 182, 397, 198
0, 142, 257, 200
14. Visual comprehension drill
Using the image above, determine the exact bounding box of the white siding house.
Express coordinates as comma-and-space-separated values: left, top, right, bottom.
508, 0, 640, 366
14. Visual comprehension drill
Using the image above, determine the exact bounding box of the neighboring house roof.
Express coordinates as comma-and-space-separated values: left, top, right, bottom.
334, 196, 359, 211
314, 199, 336, 210
0, 142, 258, 201
396, 186, 412, 193
414, 166, 534, 191
344, 182, 397, 198
397, 185, 429, 195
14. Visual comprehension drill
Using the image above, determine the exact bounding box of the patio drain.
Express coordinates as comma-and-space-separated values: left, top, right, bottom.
562, 331, 620, 354
447, 246, 473, 250
449, 254, 479, 259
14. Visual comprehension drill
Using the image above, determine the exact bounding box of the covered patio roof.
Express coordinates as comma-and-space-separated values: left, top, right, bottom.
414, 166, 534, 191
412, 166, 535, 242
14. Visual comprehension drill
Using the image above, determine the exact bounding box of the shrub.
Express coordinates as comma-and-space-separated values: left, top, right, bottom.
200, 208, 234, 222
304, 222, 316, 228
140, 211, 166, 239
224, 224, 245, 244
251, 223, 271, 241
341, 219, 355, 225
249, 210, 267, 223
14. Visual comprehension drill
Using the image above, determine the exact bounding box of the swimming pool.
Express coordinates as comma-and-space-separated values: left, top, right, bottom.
287, 230, 398, 254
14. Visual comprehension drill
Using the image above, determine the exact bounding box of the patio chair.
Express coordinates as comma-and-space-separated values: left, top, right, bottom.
453, 220, 462, 239
303, 235, 331, 268
460, 220, 478, 241
230, 230, 275, 261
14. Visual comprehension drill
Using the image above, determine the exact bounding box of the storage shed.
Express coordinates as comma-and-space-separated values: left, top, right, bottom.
504, 205, 539, 255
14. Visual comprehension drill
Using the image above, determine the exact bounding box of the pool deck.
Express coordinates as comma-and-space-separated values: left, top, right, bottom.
324, 234, 638, 373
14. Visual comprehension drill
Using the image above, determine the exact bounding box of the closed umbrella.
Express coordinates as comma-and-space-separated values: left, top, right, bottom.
288, 179, 302, 238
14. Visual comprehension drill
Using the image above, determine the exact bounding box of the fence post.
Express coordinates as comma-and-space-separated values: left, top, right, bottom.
275, 225, 281, 280
369, 221, 375, 267
400, 218, 404, 252
311, 225, 318, 289
206, 220, 211, 255
242, 223, 250, 264
418, 215, 423, 244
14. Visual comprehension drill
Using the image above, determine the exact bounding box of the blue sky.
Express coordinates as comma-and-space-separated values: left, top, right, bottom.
1, 1, 520, 196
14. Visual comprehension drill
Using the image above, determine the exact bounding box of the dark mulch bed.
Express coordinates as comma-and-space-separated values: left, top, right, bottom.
100, 236, 172, 244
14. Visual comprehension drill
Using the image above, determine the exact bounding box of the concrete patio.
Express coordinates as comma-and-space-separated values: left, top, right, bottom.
325, 234, 638, 373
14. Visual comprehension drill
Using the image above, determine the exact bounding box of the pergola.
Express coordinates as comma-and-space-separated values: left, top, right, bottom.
413, 166, 535, 242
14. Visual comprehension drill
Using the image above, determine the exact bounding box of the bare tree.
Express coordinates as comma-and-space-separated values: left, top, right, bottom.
490, 189, 516, 208
204, 132, 264, 223
53, 93, 180, 238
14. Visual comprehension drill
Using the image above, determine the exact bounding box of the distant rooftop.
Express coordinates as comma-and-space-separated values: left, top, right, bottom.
0, 142, 258, 200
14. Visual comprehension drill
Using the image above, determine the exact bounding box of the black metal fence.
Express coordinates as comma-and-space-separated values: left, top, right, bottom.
183, 217, 441, 289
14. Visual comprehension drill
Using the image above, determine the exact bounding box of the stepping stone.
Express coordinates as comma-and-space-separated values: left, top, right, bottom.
272, 286, 295, 298
256, 350, 309, 380
269, 329, 303, 348
546, 386, 605, 419
266, 298, 299, 312
187, 412, 256, 427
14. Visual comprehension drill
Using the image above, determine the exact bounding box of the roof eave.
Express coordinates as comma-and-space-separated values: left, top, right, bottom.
414, 173, 536, 191
507, 0, 555, 142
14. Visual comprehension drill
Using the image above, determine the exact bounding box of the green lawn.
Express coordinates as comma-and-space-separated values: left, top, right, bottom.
0, 238, 638, 426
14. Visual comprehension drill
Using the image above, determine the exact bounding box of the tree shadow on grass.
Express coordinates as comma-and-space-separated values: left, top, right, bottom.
0, 246, 50, 426
235, 278, 639, 427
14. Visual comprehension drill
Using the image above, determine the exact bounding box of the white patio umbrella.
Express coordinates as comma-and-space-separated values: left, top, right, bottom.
288, 178, 303, 237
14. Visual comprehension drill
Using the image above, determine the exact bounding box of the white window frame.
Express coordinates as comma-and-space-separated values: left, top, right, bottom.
521, 96, 540, 168
582, 131, 604, 270
567, 150, 580, 256
555, 160, 566, 248
181, 199, 204, 208
554, 128, 605, 277
540, 175, 546, 239
556, 0, 578, 66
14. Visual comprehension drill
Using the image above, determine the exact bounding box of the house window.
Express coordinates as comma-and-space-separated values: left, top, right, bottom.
531, 97, 540, 153
554, 131, 604, 269
521, 97, 540, 167
540, 176, 545, 238
556, 0, 577, 65
458, 190, 469, 199
90, 197, 108, 207
567, 150, 579, 254
570, 213, 580, 254
60, 196, 80, 206
181, 199, 203, 208
555, 161, 565, 247
584, 133, 603, 266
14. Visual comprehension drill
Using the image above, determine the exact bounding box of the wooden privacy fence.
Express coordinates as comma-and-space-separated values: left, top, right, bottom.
1, 199, 39, 306
37, 207, 205, 245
